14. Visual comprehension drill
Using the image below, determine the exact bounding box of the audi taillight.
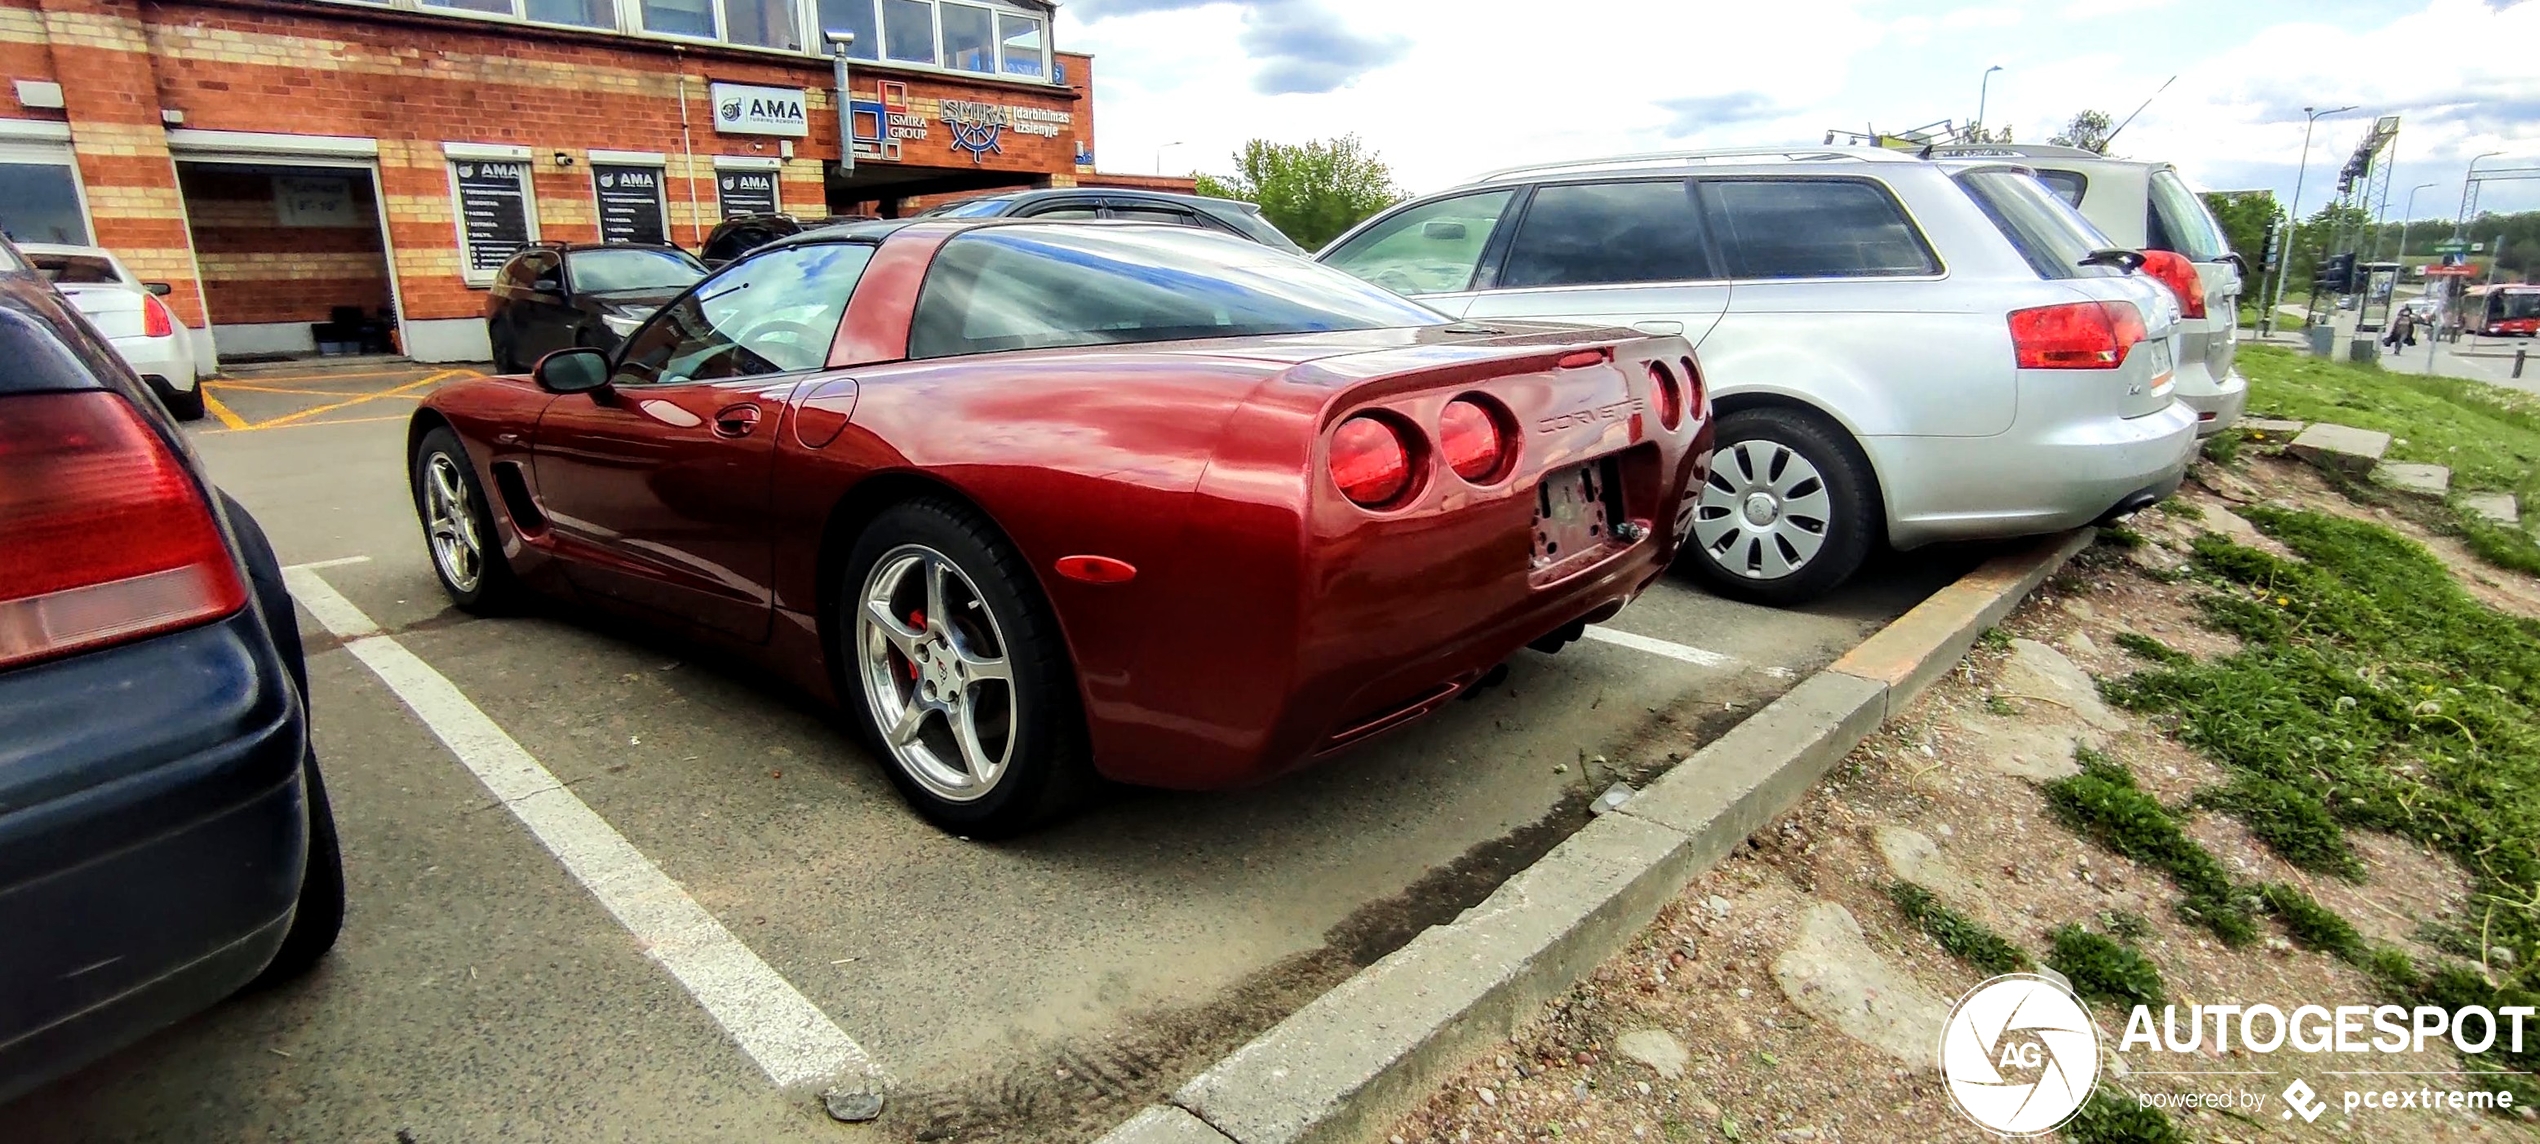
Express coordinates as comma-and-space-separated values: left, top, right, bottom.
0, 392, 247, 670
1438, 396, 1513, 484
2007, 301, 2146, 369
2140, 250, 2207, 319
142, 293, 175, 338
1646, 361, 1683, 431
1331, 414, 1414, 507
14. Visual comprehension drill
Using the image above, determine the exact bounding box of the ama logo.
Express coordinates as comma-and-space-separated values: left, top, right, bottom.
719, 98, 743, 124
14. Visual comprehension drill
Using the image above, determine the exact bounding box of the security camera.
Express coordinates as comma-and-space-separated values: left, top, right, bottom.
824, 30, 856, 49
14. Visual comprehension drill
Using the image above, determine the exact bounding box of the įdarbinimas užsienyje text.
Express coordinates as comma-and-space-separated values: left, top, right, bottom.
2120, 1002, 2533, 1117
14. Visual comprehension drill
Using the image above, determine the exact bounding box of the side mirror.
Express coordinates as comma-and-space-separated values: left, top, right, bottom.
531, 276, 564, 296
533, 347, 611, 394
1421, 220, 1468, 241
144, 281, 174, 297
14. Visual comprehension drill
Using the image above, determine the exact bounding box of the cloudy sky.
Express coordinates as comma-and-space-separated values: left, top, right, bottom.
1059, 0, 2540, 224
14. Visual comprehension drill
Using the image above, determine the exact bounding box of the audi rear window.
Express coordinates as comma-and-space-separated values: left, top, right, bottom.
909, 225, 1446, 359
2146, 170, 2230, 261
1954, 168, 2121, 280
2034, 169, 2088, 207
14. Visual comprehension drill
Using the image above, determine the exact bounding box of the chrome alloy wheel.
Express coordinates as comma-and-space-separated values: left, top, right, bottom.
1692, 439, 1833, 581
422, 452, 485, 594
854, 545, 1018, 803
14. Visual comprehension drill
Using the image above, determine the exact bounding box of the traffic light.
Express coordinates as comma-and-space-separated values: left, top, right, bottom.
2313, 252, 2357, 295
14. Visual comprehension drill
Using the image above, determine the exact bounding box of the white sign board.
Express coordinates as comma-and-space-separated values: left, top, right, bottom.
709, 83, 809, 138
274, 175, 358, 227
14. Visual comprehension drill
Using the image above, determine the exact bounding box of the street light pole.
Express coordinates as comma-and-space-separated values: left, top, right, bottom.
1155, 140, 1186, 176
2262, 104, 2355, 336
2453, 150, 2503, 242
2395, 181, 2437, 267
1975, 65, 2002, 136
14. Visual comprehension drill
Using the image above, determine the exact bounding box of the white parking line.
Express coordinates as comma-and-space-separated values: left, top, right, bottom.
1582, 624, 1738, 669
284, 555, 373, 572
283, 567, 882, 1093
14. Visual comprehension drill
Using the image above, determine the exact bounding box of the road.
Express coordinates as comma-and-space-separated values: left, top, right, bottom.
8, 363, 1988, 1143
2269, 300, 2540, 394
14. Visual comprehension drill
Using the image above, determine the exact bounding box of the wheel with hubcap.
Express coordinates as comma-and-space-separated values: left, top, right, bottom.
842, 500, 1087, 837
1681, 407, 1877, 606
411, 427, 520, 613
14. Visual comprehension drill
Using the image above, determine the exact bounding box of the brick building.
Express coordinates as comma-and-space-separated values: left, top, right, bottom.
0, 0, 1166, 363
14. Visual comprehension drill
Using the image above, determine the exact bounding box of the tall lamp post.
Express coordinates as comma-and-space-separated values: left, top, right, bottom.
1155, 140, 1186, 176
2262, 104, 2356, 336
2394, 181, 2438, 266
1975, 65, 2002, 137
2453, 150, 2503, 241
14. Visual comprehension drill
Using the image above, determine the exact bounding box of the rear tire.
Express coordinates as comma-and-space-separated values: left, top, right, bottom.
153, 378, 206, 422
411, 427, 522, 614
838, 499, 1090, 838
1680, 407, 1877, 606
244, 749, 344, 990
489, 324, 522, 374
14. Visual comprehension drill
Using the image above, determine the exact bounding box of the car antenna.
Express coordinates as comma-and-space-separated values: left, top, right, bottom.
2100, 75, 2176, 154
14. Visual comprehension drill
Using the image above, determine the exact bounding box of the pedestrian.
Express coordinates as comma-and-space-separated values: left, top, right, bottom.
2385, 308, 2417, 352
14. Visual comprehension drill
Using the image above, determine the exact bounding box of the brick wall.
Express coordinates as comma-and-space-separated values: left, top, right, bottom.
178, 163, 390, 326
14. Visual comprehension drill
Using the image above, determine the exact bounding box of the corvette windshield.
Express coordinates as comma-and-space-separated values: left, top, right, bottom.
909, 225, 1447, 359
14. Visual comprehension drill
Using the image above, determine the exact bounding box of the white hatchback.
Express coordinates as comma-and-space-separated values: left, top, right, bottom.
22, 243, 204, 421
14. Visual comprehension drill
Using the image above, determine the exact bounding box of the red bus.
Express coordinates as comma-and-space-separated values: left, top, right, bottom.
2463, 284, 2540, 337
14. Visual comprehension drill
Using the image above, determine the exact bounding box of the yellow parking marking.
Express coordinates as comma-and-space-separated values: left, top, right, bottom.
247, 369, 477, 431
201, 389, 251, 431
211, 367, 451, 387
200, 413, 411, 434
208, 381, 433, 399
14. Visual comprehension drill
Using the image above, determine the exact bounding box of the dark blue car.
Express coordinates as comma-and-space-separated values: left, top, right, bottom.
0, 234, 341, 1103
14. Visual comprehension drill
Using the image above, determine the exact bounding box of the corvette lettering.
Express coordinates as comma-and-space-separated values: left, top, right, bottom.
1535, 397, 1645, 434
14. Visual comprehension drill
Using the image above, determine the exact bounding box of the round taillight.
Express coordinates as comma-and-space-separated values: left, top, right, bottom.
1331, 415, 1413, 507
1437, 397, 1510, 484
1647, 361, 1683, 431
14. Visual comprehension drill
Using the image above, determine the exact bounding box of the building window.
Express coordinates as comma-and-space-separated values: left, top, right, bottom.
996, 10, 1043, 77
423, 0, 609, 26
0, 154, 90, 246
449, 157, 538, 285
939, 2, 993, 73
642, 0, 716, 38
819, 0, 1048, 77
818, 0, 879, 57
725, 0, 800, 49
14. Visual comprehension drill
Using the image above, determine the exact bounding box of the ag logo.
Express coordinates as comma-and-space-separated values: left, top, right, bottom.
1941, 973, 2099, 1135
719, 98, 743, 122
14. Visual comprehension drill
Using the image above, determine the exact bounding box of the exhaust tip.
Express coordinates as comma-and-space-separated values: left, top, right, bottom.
2095, 490, 2162, 525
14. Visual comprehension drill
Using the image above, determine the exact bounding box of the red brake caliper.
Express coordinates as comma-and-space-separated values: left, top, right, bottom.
905, 610, 925, 679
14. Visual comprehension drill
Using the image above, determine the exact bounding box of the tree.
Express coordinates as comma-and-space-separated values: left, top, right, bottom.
2047, 110, 2114, 154
1959, 122, 2014, 144
2201, 190, 2281, 277
1190, 135, 1405, 250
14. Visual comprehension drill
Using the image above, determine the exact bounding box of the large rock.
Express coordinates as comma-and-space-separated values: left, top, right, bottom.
2285, 423, 2391, 477
1996, 639, 2126, 732
1614, 1029, 1690, 1079
2376, 462, 2450, 498
2239, 418, 2306, 436
1772, 903, 1950, 1069
2463, 492, 2521, 527
1954, 715, 2093, 779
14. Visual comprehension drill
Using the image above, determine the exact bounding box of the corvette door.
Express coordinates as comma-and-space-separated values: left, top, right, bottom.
533, 241, 875, 640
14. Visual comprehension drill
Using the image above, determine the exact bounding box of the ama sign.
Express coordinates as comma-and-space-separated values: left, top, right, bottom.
709, 83, 808, 138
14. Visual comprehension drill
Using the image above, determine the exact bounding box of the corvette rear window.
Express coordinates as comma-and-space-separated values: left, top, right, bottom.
908, 226, 1445, 359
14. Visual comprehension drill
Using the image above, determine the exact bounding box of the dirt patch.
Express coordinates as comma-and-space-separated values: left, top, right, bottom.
1387, 463, 2540, 1143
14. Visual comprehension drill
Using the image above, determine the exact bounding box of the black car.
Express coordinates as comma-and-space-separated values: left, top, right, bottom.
913, 188, 1305, 254
0, 234, 341, 1103
696, 212, 876, 268
484, 242, 706, 373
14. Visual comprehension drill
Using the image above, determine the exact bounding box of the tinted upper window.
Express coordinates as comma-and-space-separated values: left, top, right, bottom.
30, 253, 121, 284
920, 196, 1017, 219
568, 247, 706, 293
1017, 204, 1100, 220
613, 242, 874, 384
1498, 180, 1712, 288
1954, 168, 2121, 279
1319, 189, 1516, 296
1699, 179, 1938, 279
2034, 169, 2088, 208
910, 226, 1444, 360
1108, 205, 1200, 225
2145, 170, 2228, 261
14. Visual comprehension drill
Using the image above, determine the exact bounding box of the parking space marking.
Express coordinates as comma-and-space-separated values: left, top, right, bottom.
283, 555, 373, 572
201, 389, 250, 431
1582, 624, 1738, 669
283, 567, 883, 1092
247, 369, 472, 431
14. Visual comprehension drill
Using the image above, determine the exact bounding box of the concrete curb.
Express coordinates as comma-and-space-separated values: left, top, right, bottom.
1096, 529, 2096, 1144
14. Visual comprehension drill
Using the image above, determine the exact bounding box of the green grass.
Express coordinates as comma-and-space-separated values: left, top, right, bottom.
2113, 631, 2194, 667
2240, 343, 2540, 509
2064, 1087, 2188, 1144
2047, 924, 2168, 1011
2257, 882, 2365, 959
1888, 882, 2031, 975
2042, 748, 2259, 945
2103, 509, 2540, 1069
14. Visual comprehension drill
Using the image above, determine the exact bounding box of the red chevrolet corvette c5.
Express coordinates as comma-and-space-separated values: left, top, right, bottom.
409, 219, 1712, 835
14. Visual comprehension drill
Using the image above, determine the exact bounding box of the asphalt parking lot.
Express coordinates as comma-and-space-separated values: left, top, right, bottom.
11, 362, 1990, 1143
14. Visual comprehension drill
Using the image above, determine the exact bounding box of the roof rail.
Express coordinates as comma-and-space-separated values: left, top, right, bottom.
1466, 146, 1915, 185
